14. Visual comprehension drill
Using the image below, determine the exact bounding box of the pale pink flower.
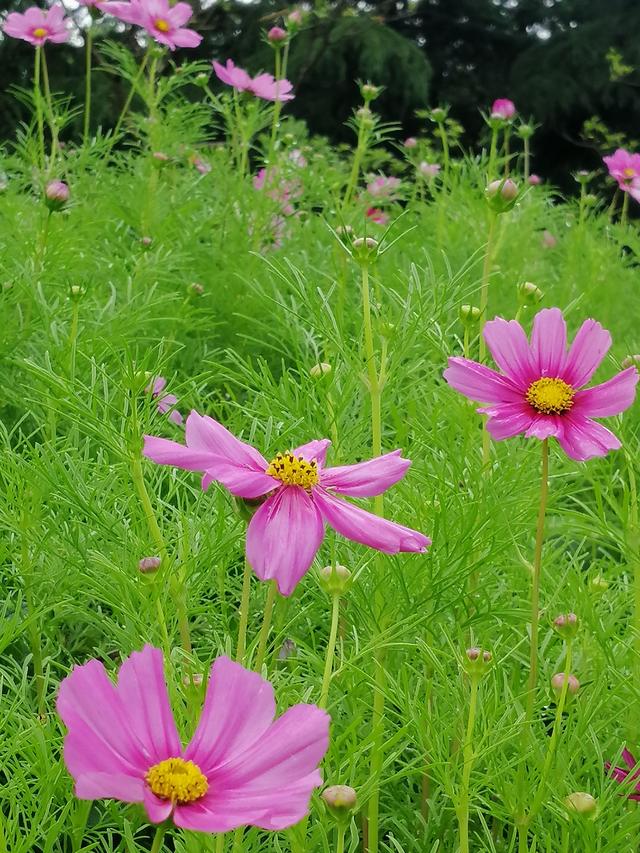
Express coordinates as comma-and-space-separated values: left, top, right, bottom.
147, 376, 183, 425
143, 414, 430, 595
528, 174, 542, 185
541, 229, 557, 249
99, 0, 201, 50
419, 162, 440, 178
404, 137, 417, 149
603, 149, 640, 202
267, 26, 287, 43
289, 148, 307, 167
213, 59, 294, 102
254, 168, 301, 216
491, 98, 516, 120
366, 207, 389, 226
192, 156, 211, 175
367, 175, 401, 200
444, 307, 638, 461
3, 4, 69, 46
45, 180, 70, 203
57, 646, 330, 830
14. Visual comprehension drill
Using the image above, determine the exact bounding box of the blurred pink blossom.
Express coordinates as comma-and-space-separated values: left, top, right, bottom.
491, 98, 516, 120
3, 4, 69, 46
99, 0, 201, 49
603, 149, 640, 201
213, 59, 294, 102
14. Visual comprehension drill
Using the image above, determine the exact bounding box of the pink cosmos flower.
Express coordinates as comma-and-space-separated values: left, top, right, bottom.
366, 207, 389, 226
367, 175, 401, 200
147, 376, 183, 425
606, 748, 640, 800
528, 174, 542, 185
404, 137, 418, 149
419, 162, 440, 178
254, 168, 301, 216
57, 646, 330, 830
491, 98, 516, 120
603, 148, 640, 202
143, 413, 430, 595
444, 307, 638, 461
213, 60, 294, 102
3, 4, 69, 46
99, 0, 201, 49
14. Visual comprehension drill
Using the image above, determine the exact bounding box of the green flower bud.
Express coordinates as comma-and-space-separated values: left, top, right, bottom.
319, 564, 351, 596
517, 281, 543, 306
517, 123, 534, 139
564, 791, 598, 819
322, 785, 357, 825
430, 106, 448, 123
589, 574, 609, 596
360, 82, 381, 103
463, 647, 493, 677
552, 612, 579, 640
485, 178, 519, 213
459, 304, 481, 325
310, 362, 332, 379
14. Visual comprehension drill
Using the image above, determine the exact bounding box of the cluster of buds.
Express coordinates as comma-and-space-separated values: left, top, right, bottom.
360, 81, 381, 104
319, 564, 351, 596
45, 180, 70, 212
517, 281, 543, 307
463, 647, 493, 678
485, 178, 519, 214
351, 235, 379, 264
552, 612, 579, 640
459, 304, 480, 326
182, 672, 204, 688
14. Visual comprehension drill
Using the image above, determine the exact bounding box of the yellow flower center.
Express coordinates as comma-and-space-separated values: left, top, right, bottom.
266, 451, 319, 489
623, 167, 636, 180
32, 27, 47, 37
526, 377, 575, 415
154, 17, 170, 31
146, 757, 208, 804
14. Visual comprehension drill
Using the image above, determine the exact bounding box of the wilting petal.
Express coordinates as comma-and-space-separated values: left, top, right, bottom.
312, 488, 430, 553
292, 439, 331, 466
557, 413, 621, 461
246, 487, 325, 596
573, 367, 638, 417
143, 435, 214, 470
531, 307, 567, 377
321, 450, 411, 497
483, 317, 537, 388
562, 319, 612, 388
444, 357, 522, 403
185, 657, 275, 776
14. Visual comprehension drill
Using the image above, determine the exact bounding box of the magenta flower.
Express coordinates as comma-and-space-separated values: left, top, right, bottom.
491, 98, 516, 120
147, 376, 183, 425
3, 4, 69, 46
528, 174, 542, 186
444, 307, 638, 461
57, 646, 329, 830
366, 207, 389, 226
603, 148, 640, 202
606, 748, 640, 800
143, 413, 430, 595
99, 0, 201, 49
213, 59, 294, 102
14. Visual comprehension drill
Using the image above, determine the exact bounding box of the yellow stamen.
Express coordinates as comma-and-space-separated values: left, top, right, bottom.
146, 757, 208, 804
266, 451, 319, 489
623, 167, 636, 179
32, 27, 47, 37
154, 17, 170, 31
526, 377, 575, 415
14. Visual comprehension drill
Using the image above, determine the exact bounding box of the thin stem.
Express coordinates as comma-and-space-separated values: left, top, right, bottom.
343, 119, 367, 208
83, 26, 93, 145
111, 50, 150, 145
34, 47, 45, 172
40, 47, 59, 169
68, 299, 80, 380
503, 126, 511, 177
457, 674, 481, 853
21, 507, 45, 717
621, 190, 630, 228
231, 827, 244, 853
488, 126, 498, 181
525, 439, 549, 723
254, 580, 277, 671
438, 120, 450, 184
607, 188, 620, 221
150, 824, 167, 853
319, 594, 341, 709
523, 136, 530, 183
215, 833, 225, 853
478, 213, 498, 468
266, 46, 282, 167
236, 558, 252, 663
336, 824, 346, 853
517, 825, 528, 853
628, 452, 640, 698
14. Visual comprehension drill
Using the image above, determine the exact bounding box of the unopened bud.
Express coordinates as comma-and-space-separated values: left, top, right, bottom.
551, 672, 580, 697
589, 574, 609, 595
459, 304, 481, 324
310, 362, 332, 378
287, 8, 303, 28
430, 106, 447, 123
622, 355, 640, 370
486, 178, 518, 201
528, 174, 541, 185
45, 180, 69, 210
138, 555, 161, 574
336, 224, 354, 238
278, 638, 297, 660
352, 236, 379, 264
379, 321, 395, 339
267, 26, 287, 44
574, 170, 592, 185
356, 106, 374, 128
195, 72, 209, 87
553, 612, 579, 640
517, 123, 534, 139
564, 791, 598, 818
541, 230, 557, 249
352, 236, 378, 250
464, 647, 493, 677
584, 192, 598, 207
360, 82, 381, 102
322, 785, 357, 823
152, 151, 170, 166
140, 236, 153, 247
517, 281, 543, 306
69, 284, 85, 300
319, 564, 351, 596
404, 137, 418, 149
189, 282, 205, 296
182, 673, 203, 688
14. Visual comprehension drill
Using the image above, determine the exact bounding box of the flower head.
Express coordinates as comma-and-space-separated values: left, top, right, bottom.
444, 307, 638, 461
491, 98, 516, 120
528, 174, 542, 185
57, 646, 330, 830
603, 148, 640, 201
147, 376, 183, 425
143, 414, 430, 596
419, 162, 440, 179
404, 137, 417, 149
3, 4, 69, 46
213, 59, 294, 102
606, 748, 640, 800
366, 207, 389, 226
99, 0, 201, 49
267, 26, 287, 44
45, 180, 70, 210
366, 175, 401, 201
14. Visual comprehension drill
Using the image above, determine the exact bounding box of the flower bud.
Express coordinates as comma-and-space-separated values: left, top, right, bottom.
622, 355, 640, 370
459, 304, 480, 325
152, 151, 170, 166
574, 169, 592, 185
517, 123, 534, 139
287, 8, 303, 29
140, 236, 153, 247
517, 281, 543, 306
360, 82, 381, 102
379, 321, 395, 339
310, 362, 332, 378
267, 26, 287, 44
528, 174, 541, 185
231, 495, 266, 522
550, 672, 580, 697
319, 564, 351, 596
430, 106, 448, 123
419, 162, 440, 178
541, 230, 557, 249
195, 72, 209, 87
69, 284, 85, 300
564, 791, 598, 818
463, 647, 493, 677
45, 180, 69, 211
485, 179, 519, 213
553, 612, 579, 640
182, 672, 203, 688
356, 106, 375, 128
138, 555, 161, 574
404, 137, 417, 149
189, 282, 204, 296
584, 192, 598, 207
352, 236, 379, 265
322, 785, 357, 824
336, 224, 354, 239
278, 638, 297, 660
589, 574, 609, 595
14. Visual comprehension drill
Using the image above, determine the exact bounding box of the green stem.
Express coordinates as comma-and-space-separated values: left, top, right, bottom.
457, 674, 480, 853
621, 191, 630, 228
523, 136, 530, 183
34, 47, 45, 172
319, 594, 341, 708
21, 508, 45, 717
488, 126, 498, 181
150, 824, 167, 853
215, 833, 225, 853
607, 188, 620, 221
254, 580, 277, 671
578, 183, 586, 227
111, 50, 150, 145
517, 825, 528, 853
68, 299, 80, 380
83, 26, 93, 145
236, 558, 252, 663
478, 213, 498, 468
503, 126, 511, 177
266, 46, 282, 167
343, 119, 367, 208
525, 439, 549, 723
40, 46, 58, 169
336, 824, 346, 853
231, 827, 244, 853
438, 120, 450, 185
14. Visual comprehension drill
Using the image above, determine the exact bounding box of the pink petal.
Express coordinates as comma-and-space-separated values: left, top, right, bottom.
185, 657, 275, 774
168, 409, 184, 426
116, 646, 182, 763
185, 411, 268, 470
143, 435, 215, 470
143, 787, 174, 824
203, 462, 277, 498
246, 487, 325, 596
171, 27, 202, 47
562, 319, 612, 388
478, 402, 534, 440
524, 415, 563, 440
444, 357, 523, 403
573, 367, 638, 417
557, 413, 621, 461
483, 317, 537, 388
321, 450, 411, 497
74, 771, 145, 802
531, 307, 567, 377
166, 1, 193, 26
292, 438, 331, 465
312, 488, 430, 553
623, 748, 638, 770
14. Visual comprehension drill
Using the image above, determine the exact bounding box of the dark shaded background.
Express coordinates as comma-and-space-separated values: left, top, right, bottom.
1, 0, 639, 186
